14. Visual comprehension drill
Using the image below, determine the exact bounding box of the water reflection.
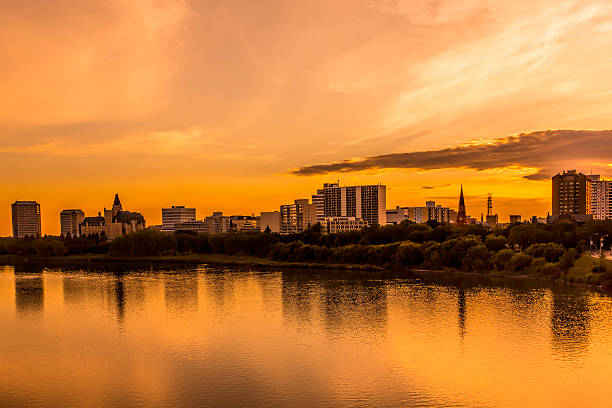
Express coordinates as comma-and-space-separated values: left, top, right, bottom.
14, 273, 44, 318
164, 272, 198, 314
550, 290, 591, 358
457, 288, 466, 337
1, 266, 611, 408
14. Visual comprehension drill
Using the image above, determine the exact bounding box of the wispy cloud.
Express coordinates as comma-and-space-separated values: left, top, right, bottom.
291, 129, 612, 179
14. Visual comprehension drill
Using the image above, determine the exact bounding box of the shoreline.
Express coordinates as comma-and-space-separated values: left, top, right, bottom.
0, 253, 606, 292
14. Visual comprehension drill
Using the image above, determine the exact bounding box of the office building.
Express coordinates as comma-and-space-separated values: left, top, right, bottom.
162, 206, 196, 231
324, 217, 368, 234
280, 199, 318, 234
323, 183, 386, 226
11, 201, 41, 238
103, 194, 146, 239
552, 170, 591, 217
590, 175, 612, 220
60, 209, 84, 237
260, 211, 281, 233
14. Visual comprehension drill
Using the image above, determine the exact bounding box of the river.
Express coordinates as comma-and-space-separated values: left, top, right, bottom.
1, 264, 610, 407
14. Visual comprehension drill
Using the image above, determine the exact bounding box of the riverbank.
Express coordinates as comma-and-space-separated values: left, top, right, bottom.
2, 253, 611, 289
0, 253, 385, 271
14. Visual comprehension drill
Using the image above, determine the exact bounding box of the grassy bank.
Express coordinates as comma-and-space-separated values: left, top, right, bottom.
0, 253, 384, 271
2, 252, 612, 290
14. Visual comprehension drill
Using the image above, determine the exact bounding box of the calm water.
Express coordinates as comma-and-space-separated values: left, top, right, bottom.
1, 264, 611, 407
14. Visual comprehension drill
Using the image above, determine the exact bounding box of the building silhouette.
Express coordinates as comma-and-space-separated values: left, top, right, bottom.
103, 194, 146, 239
162, 206, 196, 232
552, 170, 592, 218
11, 201, 41, 238
456, 185, 467, 225
323, 183, 386, 226
589, 175, 612, 220
60, 209, 84, 237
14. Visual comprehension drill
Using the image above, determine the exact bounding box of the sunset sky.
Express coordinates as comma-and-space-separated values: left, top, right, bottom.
2, 0, 612, 235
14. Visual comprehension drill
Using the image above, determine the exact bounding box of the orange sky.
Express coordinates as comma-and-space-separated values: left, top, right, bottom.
2, 0, 612, 235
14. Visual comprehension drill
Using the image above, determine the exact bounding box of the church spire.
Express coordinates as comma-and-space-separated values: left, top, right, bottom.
457, 184, 467, 225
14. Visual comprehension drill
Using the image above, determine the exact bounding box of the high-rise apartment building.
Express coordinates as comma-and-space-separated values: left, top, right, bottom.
12, 201, 42, 238
60, 209, 84, 237
552, 170, 591, 216
323, 184, 386, 226
312, 183, 338, 222
162, 206, 196, 231
280, 199, 318, 234
590, 175, 612, 220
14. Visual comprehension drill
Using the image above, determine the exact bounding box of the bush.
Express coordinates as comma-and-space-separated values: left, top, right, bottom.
485, 234, 507, 252
393, 242, 424, 267
109, 230, 177, 257
462, 244, 491, 273
493, 249, 515, 271
525, 243, 565, 262
510, 253, 533, 273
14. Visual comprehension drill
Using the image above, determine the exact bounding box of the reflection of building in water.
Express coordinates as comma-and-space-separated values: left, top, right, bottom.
550, 291, 591, 357
165, 274, 199, 313
15, 275, 44, 318
281, 274, 315, 327
319, 279, 388, 340
457, 288, 466, 338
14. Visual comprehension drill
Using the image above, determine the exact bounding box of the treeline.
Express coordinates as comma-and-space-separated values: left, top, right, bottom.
2, 221, 612, 282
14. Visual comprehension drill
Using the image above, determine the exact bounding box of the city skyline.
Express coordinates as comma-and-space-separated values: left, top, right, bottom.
7, 170, 612, 236
3, 1, 612, 235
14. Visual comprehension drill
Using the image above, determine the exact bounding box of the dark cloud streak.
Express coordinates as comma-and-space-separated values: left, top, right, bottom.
291, 130, 612, 180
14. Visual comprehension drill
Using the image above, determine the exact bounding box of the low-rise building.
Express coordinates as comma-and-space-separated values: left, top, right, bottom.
509, 215, 522, 224
324, 217, 368, 234
174, 220, 207, 234
204, 212, 230, 234
386, 201, 452, 225
81, 214, 105, 236
230, 216, 260, 231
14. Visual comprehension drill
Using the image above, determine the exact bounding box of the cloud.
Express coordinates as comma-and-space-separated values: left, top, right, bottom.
291, 129, 612, 179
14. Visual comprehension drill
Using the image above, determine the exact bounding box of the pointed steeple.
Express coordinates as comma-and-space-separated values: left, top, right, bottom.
457, 184, 467, 225
112, 194, 122, 211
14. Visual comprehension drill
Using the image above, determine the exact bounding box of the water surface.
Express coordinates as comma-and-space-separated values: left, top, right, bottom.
1, 264, 610, 407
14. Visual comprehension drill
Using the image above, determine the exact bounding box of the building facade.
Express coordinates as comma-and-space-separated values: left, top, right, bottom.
230, 216, 261, 232
280, 199, 318, 234
11, 201, 41, 238
103, 194, 146, 239
324, 217, 368, 234
60, 209, 84, 237
552, 170, 592, 217
174, 220, 207, 234
386, 201, 452, 225
81, 214, 105, 236
162, 206, 196, 231
322, 184, 386, 226
509, 215, 522, 224
590, 175, 612, 220
260, 211, 281, 233
204, 212, 231, 234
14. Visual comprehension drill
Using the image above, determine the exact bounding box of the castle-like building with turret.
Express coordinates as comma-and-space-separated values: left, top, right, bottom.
79, 194, 145, 239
